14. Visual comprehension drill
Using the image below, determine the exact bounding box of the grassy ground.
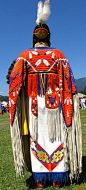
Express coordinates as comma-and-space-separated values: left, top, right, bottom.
0, 110, 86, 190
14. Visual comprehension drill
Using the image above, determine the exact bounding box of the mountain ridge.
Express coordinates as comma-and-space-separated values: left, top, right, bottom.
75, 77, 86, 91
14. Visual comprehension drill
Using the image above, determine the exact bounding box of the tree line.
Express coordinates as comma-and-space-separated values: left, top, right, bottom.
78, 86, 86, 95
0, 96, 9, 102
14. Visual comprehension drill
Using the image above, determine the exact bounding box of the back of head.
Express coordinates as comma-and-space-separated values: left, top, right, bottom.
33, 23, 51, 47
33, 0, 51, 47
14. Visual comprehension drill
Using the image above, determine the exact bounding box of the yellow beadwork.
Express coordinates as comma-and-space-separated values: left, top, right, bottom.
51, 149, 64, 163
36, 150, 49, 163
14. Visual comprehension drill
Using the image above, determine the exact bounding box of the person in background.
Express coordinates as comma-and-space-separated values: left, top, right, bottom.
79, 98, 81, 109
7, 0, 82, 188
81, 97, 85, 109
0, 101, 3, 115
85, 99, 86, 109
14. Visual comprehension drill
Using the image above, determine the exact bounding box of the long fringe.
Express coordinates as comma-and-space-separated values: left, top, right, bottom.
47, 107, 61, 141
10, 96, 26, 176
73, 94, 82, 174
62, 94, 82, 182
31, 113, 38, 141
60, 109, 69, 167
10, 93, 82, 181
47, 94, 82, 182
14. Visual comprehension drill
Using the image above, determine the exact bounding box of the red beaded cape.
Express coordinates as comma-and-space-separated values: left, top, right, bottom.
9, 47, 77, 127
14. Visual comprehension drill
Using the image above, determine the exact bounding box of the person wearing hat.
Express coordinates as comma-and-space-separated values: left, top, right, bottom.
7, 0, 82, 188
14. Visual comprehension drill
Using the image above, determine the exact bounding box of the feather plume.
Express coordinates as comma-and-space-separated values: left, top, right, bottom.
36, 0, 51, 25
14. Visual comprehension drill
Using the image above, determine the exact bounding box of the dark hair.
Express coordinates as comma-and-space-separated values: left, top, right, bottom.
6, 60, 16, 84
33, 23, 51, 47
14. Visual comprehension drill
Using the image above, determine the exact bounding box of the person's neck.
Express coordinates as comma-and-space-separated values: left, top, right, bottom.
35, 42, 49, 47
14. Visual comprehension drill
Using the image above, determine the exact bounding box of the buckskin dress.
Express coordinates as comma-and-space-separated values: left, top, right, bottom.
9, 47, 82, 187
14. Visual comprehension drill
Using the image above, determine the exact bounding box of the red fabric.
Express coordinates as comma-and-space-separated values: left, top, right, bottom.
31, 96, 38, 117
45, 93, 59, 109
9, 48, 77, 127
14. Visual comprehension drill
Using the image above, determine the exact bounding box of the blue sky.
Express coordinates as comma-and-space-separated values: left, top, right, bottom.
0, 0, 86, 96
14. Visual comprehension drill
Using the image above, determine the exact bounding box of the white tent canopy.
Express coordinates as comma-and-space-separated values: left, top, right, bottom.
1, 101, 8, 106
78, 93, 86, 98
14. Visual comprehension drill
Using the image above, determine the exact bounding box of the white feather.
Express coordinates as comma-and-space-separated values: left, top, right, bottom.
43, 59, 50, 66
36, 2, 43, 25
35, 59, 42, 67
36, 1, 51, 25
29, 52, 32, 60
42, 3, 51, 23
32, 51, 39, 55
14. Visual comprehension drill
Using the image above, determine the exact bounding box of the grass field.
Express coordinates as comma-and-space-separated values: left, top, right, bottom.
0, 110, 86, 190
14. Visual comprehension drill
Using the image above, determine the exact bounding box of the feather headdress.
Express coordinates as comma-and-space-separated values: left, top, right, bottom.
36, 0, 51, 25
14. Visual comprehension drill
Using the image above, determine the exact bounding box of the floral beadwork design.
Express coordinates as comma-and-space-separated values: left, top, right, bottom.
30, 136, 64, 171
34, 28, 48, 39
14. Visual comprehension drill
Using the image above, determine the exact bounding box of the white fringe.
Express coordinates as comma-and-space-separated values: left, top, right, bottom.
10, 93, 82, 181
73, 94, 82, 174
47, 107, 60, 141
46, 94, 82, 182
10, 96, 26, 176
60, 109, 69, 166
67, 94, 82, 182
31, 113, 38, 141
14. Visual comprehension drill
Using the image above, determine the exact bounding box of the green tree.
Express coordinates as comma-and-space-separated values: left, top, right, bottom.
84, 86, 86, 95
0, 96, 8, 102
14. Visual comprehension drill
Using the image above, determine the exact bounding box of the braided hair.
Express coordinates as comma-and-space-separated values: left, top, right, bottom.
6, 60, 16, 84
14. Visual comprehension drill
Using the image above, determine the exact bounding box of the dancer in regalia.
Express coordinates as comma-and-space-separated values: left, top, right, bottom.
7, 0, 82, 188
